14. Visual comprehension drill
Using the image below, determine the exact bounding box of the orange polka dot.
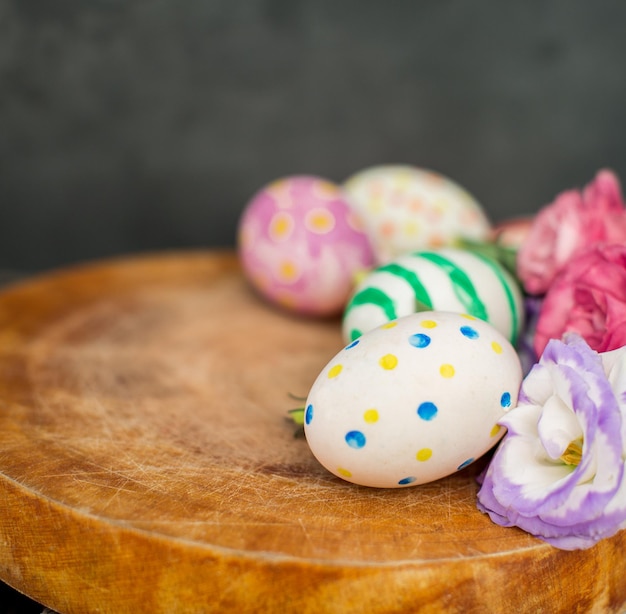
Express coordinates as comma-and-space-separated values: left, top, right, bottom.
409, 197, 423, 212
379, 220, 396, 238
346, 211, 367, 233
428, 233, 446, 247
425, 171, 444, 185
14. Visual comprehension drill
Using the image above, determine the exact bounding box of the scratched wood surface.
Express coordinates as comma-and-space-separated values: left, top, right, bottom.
0, 250, 624, 614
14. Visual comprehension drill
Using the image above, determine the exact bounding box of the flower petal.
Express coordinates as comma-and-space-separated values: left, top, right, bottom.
477, 334, 626, 550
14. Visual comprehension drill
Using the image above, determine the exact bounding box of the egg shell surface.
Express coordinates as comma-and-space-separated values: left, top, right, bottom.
342, 247, 525, 346
237, 176, 375, 316
343, 165, 492, 264
304, 311, 522, 488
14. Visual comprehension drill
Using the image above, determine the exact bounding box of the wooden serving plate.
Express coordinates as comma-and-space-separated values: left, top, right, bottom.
0, 250, 624, 613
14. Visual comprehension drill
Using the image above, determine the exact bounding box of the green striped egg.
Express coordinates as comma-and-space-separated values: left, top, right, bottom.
342, 248, 524, 345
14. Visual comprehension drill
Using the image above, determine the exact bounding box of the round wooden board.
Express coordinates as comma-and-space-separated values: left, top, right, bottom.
0, 250, 624, 614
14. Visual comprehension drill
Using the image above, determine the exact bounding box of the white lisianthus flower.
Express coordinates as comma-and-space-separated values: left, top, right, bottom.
477, 333, 626, 550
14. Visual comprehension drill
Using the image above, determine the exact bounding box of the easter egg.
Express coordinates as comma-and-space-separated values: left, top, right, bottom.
343, 165, 492, 264
342, 247, 524, 345
490, 216, 535, 250
237, 176, 375, 316
304, 311, 523, 488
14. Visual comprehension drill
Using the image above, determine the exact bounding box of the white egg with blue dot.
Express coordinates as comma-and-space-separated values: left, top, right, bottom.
303, 311, 523, 488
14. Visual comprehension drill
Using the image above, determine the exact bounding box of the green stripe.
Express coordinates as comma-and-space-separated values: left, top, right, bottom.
344, 287, 397, 321
418, 252, 488, 321
377, 263, 433, 311
471, 252, 520, 343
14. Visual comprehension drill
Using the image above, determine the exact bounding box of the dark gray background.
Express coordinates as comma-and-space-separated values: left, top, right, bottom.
2, 0, 626, 274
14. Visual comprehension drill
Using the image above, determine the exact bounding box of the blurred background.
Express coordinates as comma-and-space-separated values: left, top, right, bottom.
1, 0, 626, 276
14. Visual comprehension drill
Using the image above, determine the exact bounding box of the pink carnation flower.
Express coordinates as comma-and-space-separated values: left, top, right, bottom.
533, 244, 626, 356
517, 170, 626, 295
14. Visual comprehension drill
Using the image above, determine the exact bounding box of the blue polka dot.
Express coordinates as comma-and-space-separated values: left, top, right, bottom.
417, 402, 438, 421
398, 476, 416, 485
345, 430, 366, 449
500, 392, 512, 408
409, 333, 431, 348
460, 326, 479, 339
305, 404, 314, 425
345, 339, 360, 350
457, 458, 474, 471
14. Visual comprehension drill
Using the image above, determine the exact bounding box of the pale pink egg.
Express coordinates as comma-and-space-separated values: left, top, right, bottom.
237, 176, 375, 316
343, 165, 492, 264
490, 216, 535, 250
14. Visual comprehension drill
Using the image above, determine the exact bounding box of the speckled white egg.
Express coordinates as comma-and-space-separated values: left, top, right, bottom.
342, 247, 525, 346
343, 165, 492, 264
237, 175, 375, 316
304, 311, 522, 488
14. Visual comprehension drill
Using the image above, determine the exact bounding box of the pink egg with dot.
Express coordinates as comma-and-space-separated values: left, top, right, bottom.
237, 176, 376, 316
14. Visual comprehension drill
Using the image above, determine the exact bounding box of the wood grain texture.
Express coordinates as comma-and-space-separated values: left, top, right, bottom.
0, 250, 624, 613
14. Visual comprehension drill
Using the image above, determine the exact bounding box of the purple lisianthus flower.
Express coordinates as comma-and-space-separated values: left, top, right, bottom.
477, 333, 626, 550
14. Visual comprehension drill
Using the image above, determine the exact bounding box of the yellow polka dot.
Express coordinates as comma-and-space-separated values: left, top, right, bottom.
352, 268, 371, 286
363, 409, 379, 423
268, 178, 288, 194
382, 321, 398, 329
305, 208, 335, 234
312, 180, 340, 199
440, 364, 455, 378
367, 195, 385, 213
490, 424, 502, 438
491, 341, 503, 354
337, 467, 352, 478
328, 364, 343, 379
267, 181, 293, 207
416, 448, 433, 462
461, 313, 477, 320
379, 354, 398, 370
403, 220, 420, 236
421, 320, 437, 329
433, 198, 449, 213
278, 260, 299, 282
269, 212, 294, 241
393, 169, 412, 189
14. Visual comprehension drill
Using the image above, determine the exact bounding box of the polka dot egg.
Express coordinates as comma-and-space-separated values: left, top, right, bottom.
238, 175, 375, 316
303, 311, 522, 488
343, 165, 492, 264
